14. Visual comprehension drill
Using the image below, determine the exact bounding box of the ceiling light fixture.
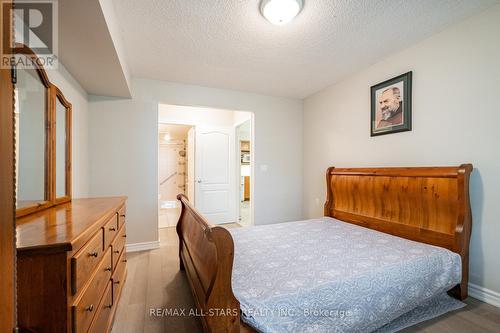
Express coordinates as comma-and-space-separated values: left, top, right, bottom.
260, 0, 303, 26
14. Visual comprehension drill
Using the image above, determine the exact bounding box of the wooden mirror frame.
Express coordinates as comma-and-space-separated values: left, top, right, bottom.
53, 86, 72, 205
14, 44, 53, 217
14, 44, 72, 218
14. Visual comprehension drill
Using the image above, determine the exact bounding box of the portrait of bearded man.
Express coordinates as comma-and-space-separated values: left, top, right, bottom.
377, 86, 403, 129
370, 71, 412, 136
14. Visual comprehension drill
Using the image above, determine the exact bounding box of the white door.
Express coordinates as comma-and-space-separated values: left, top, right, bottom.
186, 127, 196, 203
195, 127, 237, 224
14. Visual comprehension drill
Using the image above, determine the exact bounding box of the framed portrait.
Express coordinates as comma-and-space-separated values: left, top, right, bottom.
371, 71, 412, 136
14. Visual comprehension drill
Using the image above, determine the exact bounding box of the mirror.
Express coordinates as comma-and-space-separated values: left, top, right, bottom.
55, 92, 71, 201
14, 46, 73, 218
15, 68, 48, 209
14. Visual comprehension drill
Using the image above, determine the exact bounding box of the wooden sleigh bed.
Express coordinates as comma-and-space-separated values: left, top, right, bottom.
176, 165, 473, 333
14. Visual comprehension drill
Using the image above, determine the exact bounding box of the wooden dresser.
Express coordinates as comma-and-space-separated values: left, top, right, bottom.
16, 197, 128, 333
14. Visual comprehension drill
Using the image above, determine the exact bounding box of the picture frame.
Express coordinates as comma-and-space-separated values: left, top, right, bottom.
370, 71, 412, 136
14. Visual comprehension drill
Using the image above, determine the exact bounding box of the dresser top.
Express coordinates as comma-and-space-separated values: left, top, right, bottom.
16, 197, 126, 254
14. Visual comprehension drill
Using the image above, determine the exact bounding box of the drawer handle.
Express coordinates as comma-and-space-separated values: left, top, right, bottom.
120, 214, 126, 218
114, 250, 120, 254
109, 227, 116, 231
105, 267, 112, 272
114, 280, 120, 285
122, 259, 127, 263
122, 234, 127, 238
88, 252, 98, 258
85, 305, 94, 312
105, 304, 113, 309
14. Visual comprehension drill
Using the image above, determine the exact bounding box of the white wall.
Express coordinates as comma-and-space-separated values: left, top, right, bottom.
89, 79, 303, 245
98, 0, 132, 93
159, 104, 238, 127
234, 111, 252, 127
303, 6, 500, 295
237, 120, 251, 141
47, 62, 90, 198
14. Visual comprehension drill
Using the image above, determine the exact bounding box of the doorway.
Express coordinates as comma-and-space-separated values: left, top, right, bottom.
236, 119, 252, 226
158, 124, 192, 228
157, 104, 253, 229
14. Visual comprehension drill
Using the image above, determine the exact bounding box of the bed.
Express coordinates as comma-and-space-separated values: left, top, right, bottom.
176, 165, 473, 333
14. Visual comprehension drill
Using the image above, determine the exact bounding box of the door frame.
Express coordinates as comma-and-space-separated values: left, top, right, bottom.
1, 0, 17, 331
157, 106, 255, 227
234, 116, 254, 226
186, 127, 195, 204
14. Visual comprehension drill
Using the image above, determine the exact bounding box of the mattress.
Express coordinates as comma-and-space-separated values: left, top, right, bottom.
229, 217, 461, 333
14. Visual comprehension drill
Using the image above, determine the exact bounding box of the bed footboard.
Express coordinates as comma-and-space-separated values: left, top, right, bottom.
176, 194, 241, 333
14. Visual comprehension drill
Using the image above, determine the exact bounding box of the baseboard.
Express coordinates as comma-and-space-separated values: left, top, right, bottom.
125, 240, 160, 253
469, 283, 500, 308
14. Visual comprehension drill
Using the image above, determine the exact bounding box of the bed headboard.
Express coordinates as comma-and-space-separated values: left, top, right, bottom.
324, 164, 473, 300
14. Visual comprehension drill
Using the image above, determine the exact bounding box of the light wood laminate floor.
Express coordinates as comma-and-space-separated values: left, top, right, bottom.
111, 227, 500, 333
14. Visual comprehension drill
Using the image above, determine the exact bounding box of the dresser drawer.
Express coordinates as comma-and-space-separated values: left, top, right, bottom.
103, 213, 119, 250
88, 281, 113, 333
112, 251, 127, 304
118, 205, 126, 229
111, 224, 126, 270
72, 249, 112, 333
71, 228, 105, 295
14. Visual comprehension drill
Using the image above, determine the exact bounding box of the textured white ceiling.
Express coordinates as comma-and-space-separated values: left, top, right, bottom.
113, 0, 498, 98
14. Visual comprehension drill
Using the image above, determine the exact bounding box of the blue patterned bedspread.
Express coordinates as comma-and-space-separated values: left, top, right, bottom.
229, 217, 461, 333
